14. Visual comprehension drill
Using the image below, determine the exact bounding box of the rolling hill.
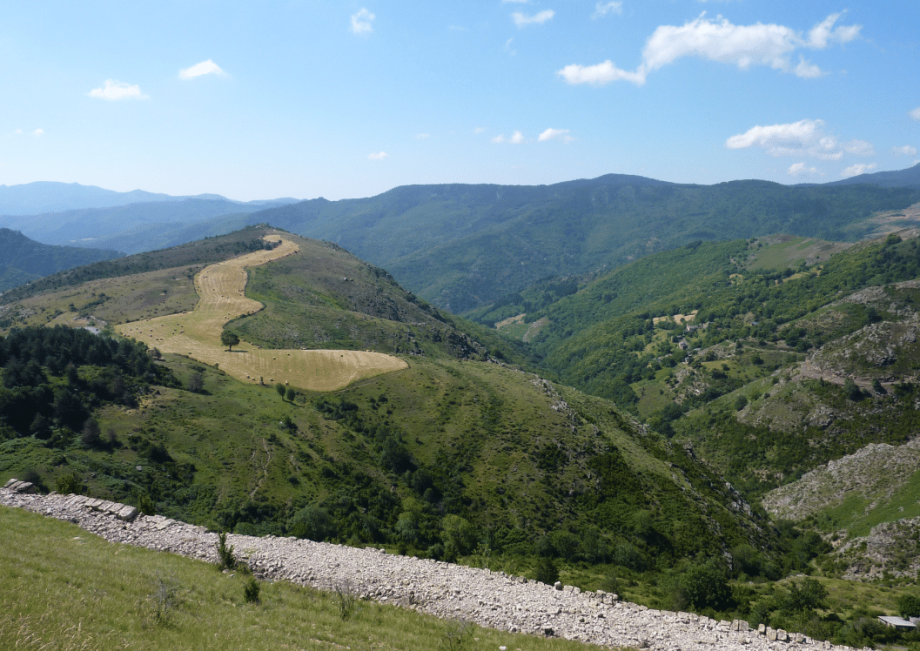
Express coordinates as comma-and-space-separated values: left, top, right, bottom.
241, 175, 920, 312
828, 161, 920, 188
0, 180, 298, 216
0, 228, 122, 293
8, 169, 919, 313
0, 226, 803, 613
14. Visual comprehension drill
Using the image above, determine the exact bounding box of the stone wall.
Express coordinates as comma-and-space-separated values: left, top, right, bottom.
1, 481, 867, 651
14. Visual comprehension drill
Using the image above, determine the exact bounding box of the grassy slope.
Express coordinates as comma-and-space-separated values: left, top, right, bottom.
0, 505, 597, 651
0, 354, 771, 572
227, 233, 514, 361
0, 225, 282, 312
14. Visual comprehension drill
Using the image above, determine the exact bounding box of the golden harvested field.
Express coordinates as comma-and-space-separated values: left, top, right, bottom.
117, 235, 407, 391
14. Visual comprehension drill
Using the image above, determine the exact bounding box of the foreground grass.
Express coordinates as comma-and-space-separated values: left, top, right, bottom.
0, 505, 610, 651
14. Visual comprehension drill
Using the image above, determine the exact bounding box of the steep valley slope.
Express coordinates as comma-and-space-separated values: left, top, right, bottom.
0, 226, 784, 610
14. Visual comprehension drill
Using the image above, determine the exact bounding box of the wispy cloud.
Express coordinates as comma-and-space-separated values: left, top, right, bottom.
910, 108, 920, 121
842, 163, 877, 178
88, 80, 148, 101
473, 127, 487, 134
416, 133, 430, 140
9, 128, 44, 137
893, 145, 918, 157
592, 2, 622, 19
492, 131, 525, 144
558, 60, 646, 85
726, 119, 873, 160
351, 8, 375, 35
367, 151, 388, 160
559, 12, 860, 86
788, 162, 822, 177
512, 10, 555, 27
179, 59, 227, 80
538, 128, 573, 143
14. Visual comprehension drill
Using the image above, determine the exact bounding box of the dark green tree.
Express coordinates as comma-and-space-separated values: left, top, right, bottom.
291, 505, 336, 541
81, 417, 102, 447
679, 556, 732, 610
220, 331, 240, 351
897, 593, 920, 618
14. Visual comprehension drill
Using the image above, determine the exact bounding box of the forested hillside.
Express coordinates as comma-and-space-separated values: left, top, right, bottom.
0, 226, 829, 618
0, 228, 122, 293
246, 176, 920, 311
469, 227, 920, 598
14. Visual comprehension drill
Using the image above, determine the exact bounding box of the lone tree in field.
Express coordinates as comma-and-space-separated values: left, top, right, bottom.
220, 331, 240, 351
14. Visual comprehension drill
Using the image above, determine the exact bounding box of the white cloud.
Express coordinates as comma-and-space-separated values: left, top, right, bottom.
842, 139, 874, 156
592, 2, 622, 18
558, 60, 647, 85
473, 127, 486, 134
10, 128, 44, 137
416, 133, 430, 140
842, 163, 877, 178
538, 128, 573, 143
351, 8, 375, 35
492, 131, 525, 144
179, 59, 227, 80
512, 10, 555, 27
894, 145, 918, 157
794, 58, 824, 78
726, 119, 873, 160
807, 12, 861, 48
910, 107, 920, 121
559, 12, 860, 86
88, 80, 148, 101
367, 151, 388, 160
788, 162, 822, 177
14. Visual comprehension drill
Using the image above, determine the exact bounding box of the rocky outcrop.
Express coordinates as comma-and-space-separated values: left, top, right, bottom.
762, 437, 920, 521
836, 517, 920, 581
0, 485, 867, 651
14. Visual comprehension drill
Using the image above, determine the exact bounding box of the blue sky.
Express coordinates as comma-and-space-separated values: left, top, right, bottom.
1, 1, 918, 201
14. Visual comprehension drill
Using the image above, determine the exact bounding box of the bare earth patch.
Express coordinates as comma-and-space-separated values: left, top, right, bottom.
117, 235, 407, 391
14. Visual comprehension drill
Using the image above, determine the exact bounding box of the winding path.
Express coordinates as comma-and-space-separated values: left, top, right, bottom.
116, 234, 407, 391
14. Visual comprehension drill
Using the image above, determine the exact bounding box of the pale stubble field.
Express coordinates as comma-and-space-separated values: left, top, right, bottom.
117, 235, 407, 391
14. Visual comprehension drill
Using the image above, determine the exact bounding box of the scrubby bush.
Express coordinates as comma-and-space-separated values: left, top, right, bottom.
216, 532, 236, 571
243, 577, 260, 604
56, 471, 85, 495
534, 556, 559, 585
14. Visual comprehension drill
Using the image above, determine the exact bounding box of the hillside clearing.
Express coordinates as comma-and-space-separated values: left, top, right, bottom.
117, 235, 407, 391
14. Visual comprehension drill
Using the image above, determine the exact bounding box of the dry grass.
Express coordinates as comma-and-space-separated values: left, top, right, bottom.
117, 235, 407, 391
